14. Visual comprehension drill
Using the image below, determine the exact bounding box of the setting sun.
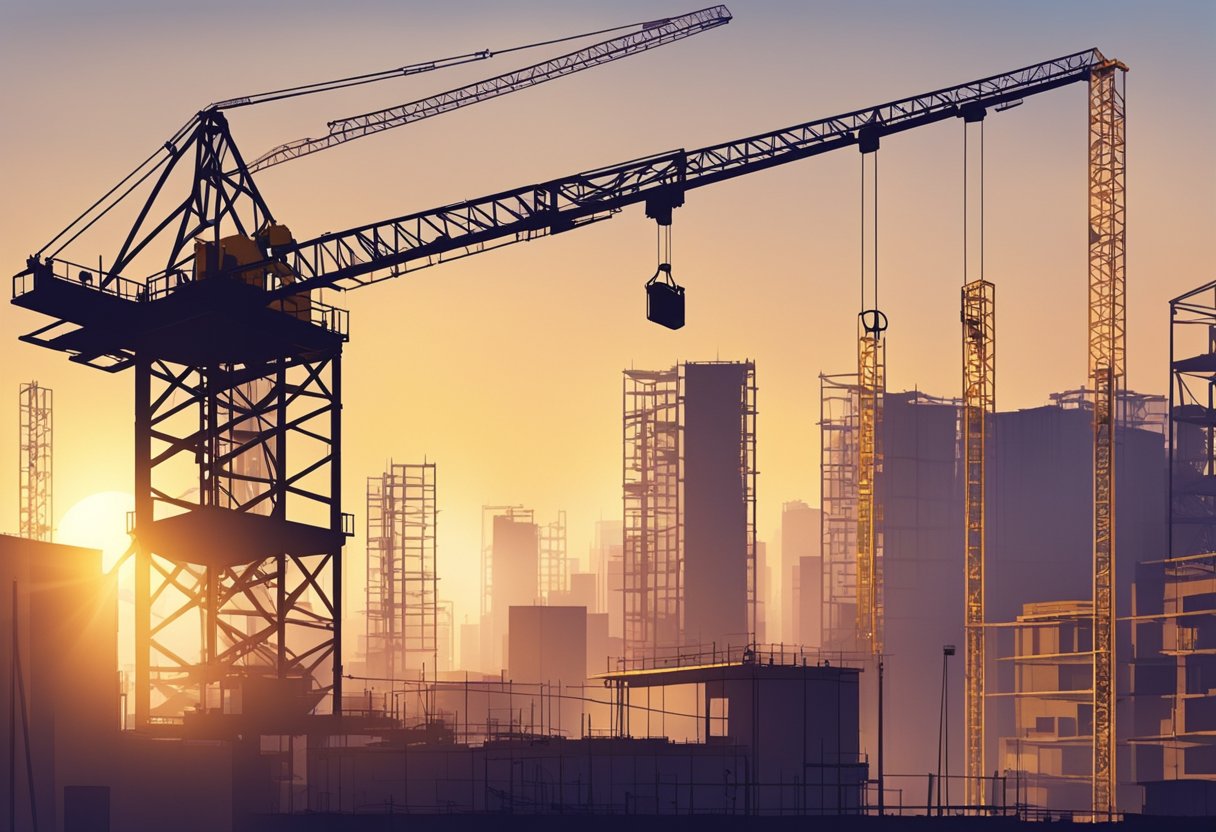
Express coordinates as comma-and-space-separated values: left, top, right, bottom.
58, 490, 135, 572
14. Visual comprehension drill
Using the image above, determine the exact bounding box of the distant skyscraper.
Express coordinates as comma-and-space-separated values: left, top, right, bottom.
780, 500, 820, 645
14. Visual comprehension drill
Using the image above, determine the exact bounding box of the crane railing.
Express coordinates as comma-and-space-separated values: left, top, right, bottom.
260, 48, 1102, 298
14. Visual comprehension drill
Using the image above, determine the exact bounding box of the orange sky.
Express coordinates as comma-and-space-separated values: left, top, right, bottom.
1, 1, 1213, 644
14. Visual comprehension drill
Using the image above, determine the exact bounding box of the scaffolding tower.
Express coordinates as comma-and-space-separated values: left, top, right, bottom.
1168, 279, 1216, 556
539, 510, 569, 601
856, 336, 885, 656
18, 382, 53, 542
820, 373, 859, 652
741, 365, 759, 643
1088, 55, 1127, 818
962, 279, 995, 807
366, 462, 438, 679
623, 368, 683, 657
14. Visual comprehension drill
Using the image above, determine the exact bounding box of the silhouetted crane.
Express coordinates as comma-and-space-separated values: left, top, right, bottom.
9, 24, 1124, 814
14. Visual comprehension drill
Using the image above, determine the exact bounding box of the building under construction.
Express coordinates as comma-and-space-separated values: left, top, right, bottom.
623, 361, 757, 659
817, 380, 1168, 805
364, 461, 438, 682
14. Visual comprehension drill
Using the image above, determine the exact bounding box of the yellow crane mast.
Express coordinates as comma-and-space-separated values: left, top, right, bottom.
962, 278, 994, 808
1089, 54, 1127, 819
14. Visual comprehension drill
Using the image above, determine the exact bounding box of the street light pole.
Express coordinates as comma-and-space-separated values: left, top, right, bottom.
938, 644, 956, 816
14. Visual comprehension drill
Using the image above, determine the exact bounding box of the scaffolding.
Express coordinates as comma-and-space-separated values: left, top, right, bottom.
856, 336, 885, 656
1130, 553, 1216, 783
741, 365, 759, 643
1088, 55, 1127, 818
623, 368, 683, 657
997, 601, 1096, 815
820, 372, 859, 652
1168, 280, 1216, 556
539, 510, 569, 601
366, 462, 438, 679
18, 382, 52, 542
962, 279, 995, 807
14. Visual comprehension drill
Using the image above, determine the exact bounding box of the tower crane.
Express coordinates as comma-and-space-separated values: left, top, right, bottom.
11, 33, 1124, 816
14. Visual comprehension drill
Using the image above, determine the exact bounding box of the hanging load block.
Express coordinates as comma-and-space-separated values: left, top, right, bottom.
646, 264, 685, 330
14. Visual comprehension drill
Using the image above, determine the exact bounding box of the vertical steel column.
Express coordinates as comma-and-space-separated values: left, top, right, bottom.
133, 357, 152, 727
819, 373, 859, 652
962, 279, 994, 809
1089, 56, 1127, 818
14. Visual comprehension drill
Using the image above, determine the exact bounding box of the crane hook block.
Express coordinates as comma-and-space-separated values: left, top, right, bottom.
859, 308, 889, 336
646, 263, 685, 330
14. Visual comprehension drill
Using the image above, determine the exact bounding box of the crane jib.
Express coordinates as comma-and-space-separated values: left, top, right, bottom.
263, 48, 1101, 301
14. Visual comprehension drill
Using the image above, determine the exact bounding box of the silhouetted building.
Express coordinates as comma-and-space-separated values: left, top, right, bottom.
1, 536, 117, 832
1131, 553, 1216, 786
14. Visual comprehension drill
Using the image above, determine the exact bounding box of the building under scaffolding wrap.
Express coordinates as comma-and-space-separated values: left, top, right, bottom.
365, 461, 437, 680
622, 361, 756, 658
820, 373, 859, 653
856, 336, 885, 655
18, 382, 53, 542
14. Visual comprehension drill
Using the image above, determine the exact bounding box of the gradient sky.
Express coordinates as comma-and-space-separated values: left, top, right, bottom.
1, 1, 1213, 640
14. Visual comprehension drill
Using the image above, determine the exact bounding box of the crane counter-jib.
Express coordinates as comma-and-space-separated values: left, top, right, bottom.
260, 47, 1109, 301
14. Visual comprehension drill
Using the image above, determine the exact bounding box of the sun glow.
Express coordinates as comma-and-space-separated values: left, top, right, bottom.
59, 491, 135, 573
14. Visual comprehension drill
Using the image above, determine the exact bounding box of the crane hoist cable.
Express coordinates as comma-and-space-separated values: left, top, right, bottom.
963, 115, 985, 283
859, 141, 887, 337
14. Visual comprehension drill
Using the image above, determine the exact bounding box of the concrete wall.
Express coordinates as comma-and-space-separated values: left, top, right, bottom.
683, 362, 750, 650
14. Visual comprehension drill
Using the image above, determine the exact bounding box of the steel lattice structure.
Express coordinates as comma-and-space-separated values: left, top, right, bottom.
248, 6, 732, 173
365, 462, 438, 680
856, 336, 884, 656
1088, 56, 1127, 818
623, 368, 683, 657
18, 381, 52, 542
961, 279, 994, 808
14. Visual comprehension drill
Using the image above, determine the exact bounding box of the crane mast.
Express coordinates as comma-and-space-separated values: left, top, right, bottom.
1088, 56, 1127, 819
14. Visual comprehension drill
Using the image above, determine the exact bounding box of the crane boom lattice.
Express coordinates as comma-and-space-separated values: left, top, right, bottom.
1089, 56, 1126, 819
962, 279, 994, 808
18, 382, 53, 542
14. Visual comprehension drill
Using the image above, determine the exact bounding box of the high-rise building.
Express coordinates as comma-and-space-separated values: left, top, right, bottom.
623, 361, 757, 657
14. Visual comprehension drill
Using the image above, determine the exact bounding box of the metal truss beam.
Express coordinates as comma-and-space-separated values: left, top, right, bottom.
250, 50, 1105, 297
856, 335, 884, 656
962, 278, 994, 808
